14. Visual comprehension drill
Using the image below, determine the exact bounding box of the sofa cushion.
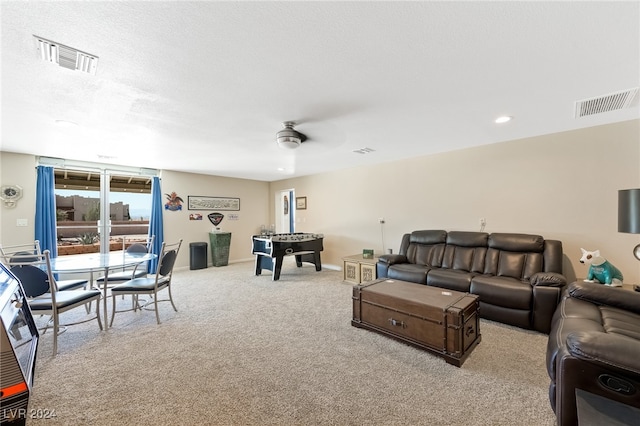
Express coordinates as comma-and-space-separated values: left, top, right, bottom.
405, 230, 446, 266
477, 303, 531, 330
427, 268, 473, 292
546, 297, 605, 381
484, 233, 545, 280
569, 281, 640, 315
470, 275, 532, 310
554, 294, 604, 323
601, 307, 640, 340
446, 231, 489, 247
488, 233, 545, 252
441, 232, 487, 271
409, 230, 447, 245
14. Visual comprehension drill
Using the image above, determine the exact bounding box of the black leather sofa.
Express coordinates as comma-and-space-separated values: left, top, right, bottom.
546, 281, 640, 425
376, 230, 566, 333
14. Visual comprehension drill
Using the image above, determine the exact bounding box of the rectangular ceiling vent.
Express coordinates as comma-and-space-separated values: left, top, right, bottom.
353, 147, 376, 154
33, 35, 99, 75
574, 87, 639, 118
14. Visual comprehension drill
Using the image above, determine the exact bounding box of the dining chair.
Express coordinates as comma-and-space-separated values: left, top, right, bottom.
8, 250, 103, 356
95, 235, 155, 285
109, 239, 182, 326
0, 240, 89, 291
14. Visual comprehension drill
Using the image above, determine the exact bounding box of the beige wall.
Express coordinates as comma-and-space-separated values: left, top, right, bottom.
0, 152, 37, 246
2, 119, 639, 281
269, 119, 640, 283
158, 169, 269, 268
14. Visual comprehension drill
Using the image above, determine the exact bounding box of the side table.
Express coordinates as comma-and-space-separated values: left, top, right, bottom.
343, 254, 379, 284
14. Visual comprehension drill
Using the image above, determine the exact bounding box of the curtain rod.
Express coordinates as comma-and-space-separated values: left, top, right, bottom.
38, 156, 158, 176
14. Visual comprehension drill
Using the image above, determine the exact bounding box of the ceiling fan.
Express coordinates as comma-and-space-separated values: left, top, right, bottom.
276, 121, 308, 149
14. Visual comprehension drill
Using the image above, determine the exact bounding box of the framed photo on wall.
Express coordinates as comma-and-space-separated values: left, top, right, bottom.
296, 196, 307, 210
188, 196, 240, 211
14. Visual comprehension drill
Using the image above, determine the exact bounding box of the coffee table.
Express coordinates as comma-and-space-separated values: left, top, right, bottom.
352, 279, 481, 367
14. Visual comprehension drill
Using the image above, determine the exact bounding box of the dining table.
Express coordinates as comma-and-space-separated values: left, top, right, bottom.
49, 250, 157, 328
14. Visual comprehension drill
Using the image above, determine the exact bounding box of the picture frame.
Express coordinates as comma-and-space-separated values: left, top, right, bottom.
188, 196, 240, 211
296, 196, 307, 210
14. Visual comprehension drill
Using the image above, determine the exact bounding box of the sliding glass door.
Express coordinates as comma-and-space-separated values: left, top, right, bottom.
53, 166, 153, 256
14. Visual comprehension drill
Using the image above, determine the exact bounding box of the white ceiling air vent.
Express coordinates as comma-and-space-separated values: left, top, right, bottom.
34, 35, 98, 75
574, 87, 639, 118
353, 147, 375, 154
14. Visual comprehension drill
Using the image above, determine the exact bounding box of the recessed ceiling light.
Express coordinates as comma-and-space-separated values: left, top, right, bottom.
54, 119, 78, 127
495, 116, 513, 124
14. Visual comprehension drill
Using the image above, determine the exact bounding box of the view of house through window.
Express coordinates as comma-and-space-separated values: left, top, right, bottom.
54, 169, 152, 255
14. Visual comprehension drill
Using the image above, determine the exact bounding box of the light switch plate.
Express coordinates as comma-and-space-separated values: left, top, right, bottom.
16, 218, 28, 227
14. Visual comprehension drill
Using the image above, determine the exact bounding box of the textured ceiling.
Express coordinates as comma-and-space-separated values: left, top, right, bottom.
1, 1, 639, 181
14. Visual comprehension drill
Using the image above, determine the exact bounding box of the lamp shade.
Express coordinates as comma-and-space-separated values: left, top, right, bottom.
618, 189, 640, 234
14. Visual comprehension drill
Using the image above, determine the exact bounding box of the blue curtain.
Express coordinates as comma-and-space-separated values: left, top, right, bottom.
35, 166, 58, 257
148, 176, 164, 273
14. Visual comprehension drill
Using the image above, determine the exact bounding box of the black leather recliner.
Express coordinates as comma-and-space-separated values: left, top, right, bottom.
546, 281, 640, 425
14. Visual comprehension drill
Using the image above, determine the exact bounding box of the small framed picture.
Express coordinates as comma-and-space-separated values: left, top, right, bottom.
296, 196, 307, 210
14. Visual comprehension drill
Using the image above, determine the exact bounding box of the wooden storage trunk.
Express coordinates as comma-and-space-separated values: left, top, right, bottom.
352, 279, 481, 367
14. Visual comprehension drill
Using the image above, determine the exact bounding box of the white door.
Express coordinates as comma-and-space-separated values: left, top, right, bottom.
275, 189, 294, 234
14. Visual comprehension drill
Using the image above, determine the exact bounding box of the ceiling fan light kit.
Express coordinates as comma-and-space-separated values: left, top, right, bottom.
277, 135, 301, 150
276, 122, 306, 149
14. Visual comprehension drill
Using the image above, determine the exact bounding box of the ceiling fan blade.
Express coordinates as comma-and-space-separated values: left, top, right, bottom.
291, 103, 363, 126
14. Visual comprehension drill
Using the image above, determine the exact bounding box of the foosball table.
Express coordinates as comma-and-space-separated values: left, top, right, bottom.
251, 233, 324, 281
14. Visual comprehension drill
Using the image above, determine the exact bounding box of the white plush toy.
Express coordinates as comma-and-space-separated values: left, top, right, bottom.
579, 248, 623, 287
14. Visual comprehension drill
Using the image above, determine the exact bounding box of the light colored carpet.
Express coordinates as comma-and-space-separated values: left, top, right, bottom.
26, 260, 556, 425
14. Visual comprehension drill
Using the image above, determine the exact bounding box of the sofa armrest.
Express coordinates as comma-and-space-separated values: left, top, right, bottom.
376, 254, 408, 279
531, 271, 567, 287
532, 284, 564, 334
377, 254, 408, 265
568, 281, 640, 315
567, 331, 640, 376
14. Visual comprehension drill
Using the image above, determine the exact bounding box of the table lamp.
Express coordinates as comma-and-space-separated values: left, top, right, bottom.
618, 188, 640, 260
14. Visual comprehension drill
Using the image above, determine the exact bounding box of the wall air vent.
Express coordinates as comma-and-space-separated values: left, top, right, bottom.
33, 35, 98, 75
353, 147, 376, 154
574, 87, 639, 118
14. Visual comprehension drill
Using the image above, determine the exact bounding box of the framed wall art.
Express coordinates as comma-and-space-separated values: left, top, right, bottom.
296, 196, 307, 210
188, 196, 240, 211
